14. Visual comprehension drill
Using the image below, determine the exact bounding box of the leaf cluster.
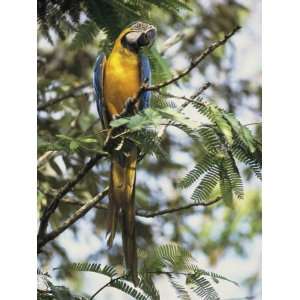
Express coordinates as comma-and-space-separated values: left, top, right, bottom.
61, 243, 237, 300
108, 98, 261, 206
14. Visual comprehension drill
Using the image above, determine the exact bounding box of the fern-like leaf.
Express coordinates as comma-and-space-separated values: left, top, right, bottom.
191, 165, 220, 203
192, 269, 239, 286
110, 279, 149, 300
138, 273, 160, 300
169, 275, 192, 300
232, 138, 262, 180
68, 262, 118, 278
188, 275, 220, 300
70, 20, 100, 49
178, 154, 217, 189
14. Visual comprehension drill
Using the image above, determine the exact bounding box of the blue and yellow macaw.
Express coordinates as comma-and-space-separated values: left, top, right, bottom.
93, 21, 156, 285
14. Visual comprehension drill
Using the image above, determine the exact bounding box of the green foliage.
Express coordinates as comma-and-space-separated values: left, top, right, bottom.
69, 262, 118, 277
109, 99, 261, 205
64, 243, 236, 299
140, 243, 237, 300
38, 274, 87, 300
169, 275, 192, 300
38, 0, 190, 45
68, 262, 151, 299
70, 20, 100, 50
39, 134, 104, 155
131, 130, 168, 160
110, 107, 197, 131
146, 47, 173, 83
188, 275, 220, 300
110, 279, 150, 300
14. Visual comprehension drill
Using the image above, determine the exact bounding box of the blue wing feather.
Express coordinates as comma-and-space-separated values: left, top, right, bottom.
139, 54, 151, 110
93, 53, 108, 128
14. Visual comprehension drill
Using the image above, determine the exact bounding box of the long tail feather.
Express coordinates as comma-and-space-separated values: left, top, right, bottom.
107, 147, 138, 285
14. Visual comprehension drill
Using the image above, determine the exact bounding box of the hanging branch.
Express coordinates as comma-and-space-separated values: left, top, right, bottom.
37, 26, 240, 111
37, 83, 90, 111
157, 82, 211, 137
60, 195, 222, 218
136, 196, 222, 217
37, 193, 221, 251
134, 26, 241, 103
38, 188, 109, 252
37, 153, 106, 249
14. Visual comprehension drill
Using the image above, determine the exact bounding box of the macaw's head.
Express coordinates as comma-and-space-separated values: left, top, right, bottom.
119, 21, 157, 52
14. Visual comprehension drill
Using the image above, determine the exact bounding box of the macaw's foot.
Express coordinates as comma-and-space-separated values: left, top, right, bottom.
103, 126, 126, 152
120, 97, 138, 117
103, 128, 113, 151
111, 113, 120, 120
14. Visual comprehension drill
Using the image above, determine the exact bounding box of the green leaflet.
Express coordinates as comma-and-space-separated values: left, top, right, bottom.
191, 165, 220, 203
70, 20, 100, 49
223, 112, 256, 153
68, 262, 118, 277
177, 100, 260, 204
69, 140, 79, 151
156, 107, 198, 129
169, 275, 192, 300
188, 275, 220, 300
110, 107, 198, 131
210, 106, 233, 145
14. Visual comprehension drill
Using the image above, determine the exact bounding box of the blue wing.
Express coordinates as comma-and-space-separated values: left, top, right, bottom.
93, 53, 108, 128
139, 54, 151, 110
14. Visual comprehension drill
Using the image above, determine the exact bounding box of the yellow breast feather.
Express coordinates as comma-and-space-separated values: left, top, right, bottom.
104, 39, 140, 117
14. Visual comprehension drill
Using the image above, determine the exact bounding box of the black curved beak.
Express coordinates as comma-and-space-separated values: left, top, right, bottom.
138, 28, 156, 47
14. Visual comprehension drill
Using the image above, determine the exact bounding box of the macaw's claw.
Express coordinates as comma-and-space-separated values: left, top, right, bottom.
103, 128, 113, 151
120, 97, 138, 117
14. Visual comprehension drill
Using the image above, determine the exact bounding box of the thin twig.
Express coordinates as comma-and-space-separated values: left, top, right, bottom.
160, 28, 196, 56
221, 297, 256, 300
61, 196, 222, 218
37, 153, 106, 251
89, 270, 193, 298
37, 27, 239, 113
37, 83, 90, 111
38, 188, 109, 251
61, 197, 108, 210
90, 274, 127, 300
156, 91, 201, 105
144, 26, 240, 93
37, 150, 59, 169
146, 270, 193, 276
244, 122, 262, 127
136, 196, 222, 217
157, 82, 211, 137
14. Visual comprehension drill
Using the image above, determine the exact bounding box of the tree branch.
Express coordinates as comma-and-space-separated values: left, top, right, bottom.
37, 83, 90, 111
61, 196, 222, 218
37, 150, 60, 169
38, 188, 109, 252
37, 153, 106, 249
89, 274, 126, 300
144, 26, 240, 92
136, 197, 222, 217
37, 27, 239, 112
157, 82, 211, 137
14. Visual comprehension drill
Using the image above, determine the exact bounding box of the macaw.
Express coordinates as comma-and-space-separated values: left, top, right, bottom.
93, 21, 157, 285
